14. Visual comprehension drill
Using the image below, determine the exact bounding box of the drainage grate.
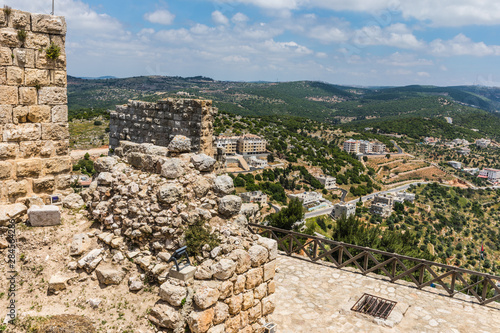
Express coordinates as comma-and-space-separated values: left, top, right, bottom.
351, 294, 397, 320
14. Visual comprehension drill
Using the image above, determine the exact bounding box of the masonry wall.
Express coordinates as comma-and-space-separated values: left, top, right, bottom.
109, 99, 217, 157
0, 9, 71, 204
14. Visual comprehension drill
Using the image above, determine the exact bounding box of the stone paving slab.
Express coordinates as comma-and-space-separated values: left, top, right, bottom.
271, 255, 500, 333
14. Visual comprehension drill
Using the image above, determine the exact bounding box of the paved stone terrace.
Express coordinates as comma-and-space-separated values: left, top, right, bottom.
271, 255, 500, 333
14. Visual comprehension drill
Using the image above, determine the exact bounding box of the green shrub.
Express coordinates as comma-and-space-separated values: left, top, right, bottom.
17, 29, 27, 43
184, 220, 220, 260
93, 120, 103, 126
45, 42, 61, 60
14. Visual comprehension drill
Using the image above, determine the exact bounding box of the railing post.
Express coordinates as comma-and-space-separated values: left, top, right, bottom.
392, 259, 397, 278
482, 279, 489, 301
289, 236, 293, 255
338, 246, 343, 266
450, 272, 456, 295
418, 265, 425, 287
313, 240, 318, 260
363, 252, 369, 273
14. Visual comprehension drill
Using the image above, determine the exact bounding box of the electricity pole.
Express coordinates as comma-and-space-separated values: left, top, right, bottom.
51, 0, 54, 15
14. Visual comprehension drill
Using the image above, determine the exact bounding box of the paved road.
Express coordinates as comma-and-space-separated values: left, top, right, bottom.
391, 140, 403, 154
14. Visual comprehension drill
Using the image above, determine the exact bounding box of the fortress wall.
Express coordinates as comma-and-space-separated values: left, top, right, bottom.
109, 99, 217, 157
0, 9, 71, 204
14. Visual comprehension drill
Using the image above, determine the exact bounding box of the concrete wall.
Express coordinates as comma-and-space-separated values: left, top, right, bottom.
109, 99, 217, 157
0, 9, 71, 203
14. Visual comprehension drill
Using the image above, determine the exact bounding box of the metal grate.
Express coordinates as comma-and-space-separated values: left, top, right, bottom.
351, 294, 397, 320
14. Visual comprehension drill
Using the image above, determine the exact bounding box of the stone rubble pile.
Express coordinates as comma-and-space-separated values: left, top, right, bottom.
72, 140, 276, 333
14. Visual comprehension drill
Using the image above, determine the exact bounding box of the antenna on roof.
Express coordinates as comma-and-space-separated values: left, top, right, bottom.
51, 0, 54, 15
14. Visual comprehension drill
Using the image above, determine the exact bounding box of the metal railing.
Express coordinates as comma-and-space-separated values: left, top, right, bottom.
248, 223, 500, 307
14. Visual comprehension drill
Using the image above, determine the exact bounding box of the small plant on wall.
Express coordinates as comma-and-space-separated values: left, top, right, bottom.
45, 42, 61, 60
3, 5, 12, 17
17, 29, 27, 46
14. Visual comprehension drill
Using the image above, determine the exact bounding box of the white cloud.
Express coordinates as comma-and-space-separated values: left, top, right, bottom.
212, 11, 230, 25
144, 9, 175, 25
308, 25, 349, 43
232, 12, 249, 24
377, 52, 433, 67
352, 24, 424, 50
429, 34, 500, 57
417, 71, 430, 77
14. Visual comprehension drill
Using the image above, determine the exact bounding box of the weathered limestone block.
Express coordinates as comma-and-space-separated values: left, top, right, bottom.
28, 105, 51, 122
0, 143, 18, 159
168, 135, 191, 153
94, 157, 117, 173
194, 284, 221, 309
225, 294, 243, 315
6, 67, 24, 85
157, 184, 183, 204
31, 14, 67, 34
0, 46, 12, 65
160, 158, 185, 179
28, 205, 61, 226
242, 291, 254, 311
43, 156, 71, 175
229, 249, 251, 274
0, 66, 4, 84
96, 266, 125, 285
248, 245, 268, 267
9, 10, 31, 29
207, 324, 225, 333
24, 31, 50, 49
263, 260, 276, 282
218, 195, 242, 217
3, 123, 41, 141
6, 179, 28, 200
254, 283, 267, 300
248, 303, 262, 323
212, 259, 236, 280
25, 68, 50, 86
12, 105, 28, 124
13, 48, 35, 68
69, 233, 90, 256
0, 85, 18, 104
19, 141, 41, 158
77, 248, 103, 272
38, 87, 67, 104
48, 273, 71, 292
267, 280, 275, 294
0, 203, 27, 225
19, 87, 37, 105
219, 280, 233, 299
55, 140, 69, 156
214, 175, 234, 195
193, 177, 212, 198
149, 302, 181, 329
187, 308, 214, 333
52, 70, 67, 86
51, 105, 67, 122
191, 154, 216, 172
0, 105, 12, 124
41, 123, 69, 140
0, 28, 20, 47
261, 294, 275, 315
234, 275, 246, 294
63, 193, 84, 209
195, 260, 214, 280
245, 268, 263, 290
55, 174, 72, 190
213, 302, 229, 325
16, 159, 42, 178
258, 237, 278, 260
0, 161, 13, 179
159, 281, 187, 307
225, 313, 241, 333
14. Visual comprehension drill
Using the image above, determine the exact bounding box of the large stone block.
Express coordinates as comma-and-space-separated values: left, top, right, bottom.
28, 205, 61, 227
19, 141, 42, 158
12, 105, 29, 124
187, 308, 214, 333
43, 156, 71, 175
41, 123, 69, 140
16, 159, 42, 178
13, 48, 35, 68
31, 14, 67, 34
35, 49, 66, 70
6, 67, 23, 85
20, 87, 38, 105
0, 161, 13, 179
0, 143, 18, 159
24, 32, 50, 49
25, 68, 50, 86
6, 179, 28, 200
0, 105, 12, 124
0, 28, 20, 47
0, 46, 12, 65
52, 70, 67, 87
0, 203, 27, 225
9, 10, 31, 29
51, 105, 67, 123
3, 123, 41, 141
0, 86, 18, 104
33, 177, 55, 193
159, 281, 187, 307
38, 87, 67, 105
28, 105, 51, 122
55, 140, 69, 156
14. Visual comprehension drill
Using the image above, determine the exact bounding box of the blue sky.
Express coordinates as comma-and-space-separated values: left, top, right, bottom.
7, 0, 500, 86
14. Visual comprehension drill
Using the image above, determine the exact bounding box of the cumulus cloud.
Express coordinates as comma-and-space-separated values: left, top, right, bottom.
352, 24, 424, 50
144, 9, 175, 25
232, 12, 249, 24
377, 52, 434, 67
429, 34, 500, 56
212, 11, 230, 25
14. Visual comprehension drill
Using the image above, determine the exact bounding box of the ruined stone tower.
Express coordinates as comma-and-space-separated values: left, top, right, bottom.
0, 9, 71, 203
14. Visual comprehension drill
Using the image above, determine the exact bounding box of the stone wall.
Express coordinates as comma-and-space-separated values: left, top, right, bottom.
109, 99, 217, 157
0, 9, 71, 204
82, 141, 275, 332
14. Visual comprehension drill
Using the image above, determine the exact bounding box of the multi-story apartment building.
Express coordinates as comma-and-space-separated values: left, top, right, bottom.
370, 202, 392, 218
240, 191, 268, 205
476, 138, 491, 149
315, 175, 337, 190
343, 139, 359, 153
330, 202, 356, 220
479, 168, 500, 182
448, 161, 462, 169
215, 134, 267, 155
372, 142, 387, 153
288, 191, 323, 206
343, 139, 386, 154
373, 193, 394, 207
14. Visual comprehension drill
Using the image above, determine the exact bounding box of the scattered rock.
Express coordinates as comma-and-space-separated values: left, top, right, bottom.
218, 195, 242, 217
63, 193, 85, 209
161, 158, 185, 179
129, 277, 144, 291
69, 233, 90, 256
191, 154, 216, 172
88, 298, 101, 308
213, 175, 234, 195
37, 315, 96, 333
212, 259, 236, 280
94, 157, 117, 173
0, 203, 27, 225
48, 274, 72, 292
159, 281, 187, 307
167, 135, 191, 153
96, 266, 126, 285
194, 284, 220, 309
149, 301, 181, 329
77, 248, 103, 273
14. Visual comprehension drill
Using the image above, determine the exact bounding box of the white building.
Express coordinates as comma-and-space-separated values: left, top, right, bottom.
288, 191, 323, 206
343, 139, 359, 153
343, 139, 386, 154
476, 138, 491, 149
394, 191, 416, 203
315, 175, 336, 190
370, 202, 392, 218
484, 168, 500, 181
330, 202, 356, 220
248, 156, 268, 169
359, 140, 372, 154
240, 191, 268, 205
448, 161, 462, 170
457, 148, 471, 155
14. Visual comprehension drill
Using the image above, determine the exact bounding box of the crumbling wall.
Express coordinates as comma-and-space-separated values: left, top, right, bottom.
0, 9, 71, 204
83, 141, 275, 333
109, 99, 217, 157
